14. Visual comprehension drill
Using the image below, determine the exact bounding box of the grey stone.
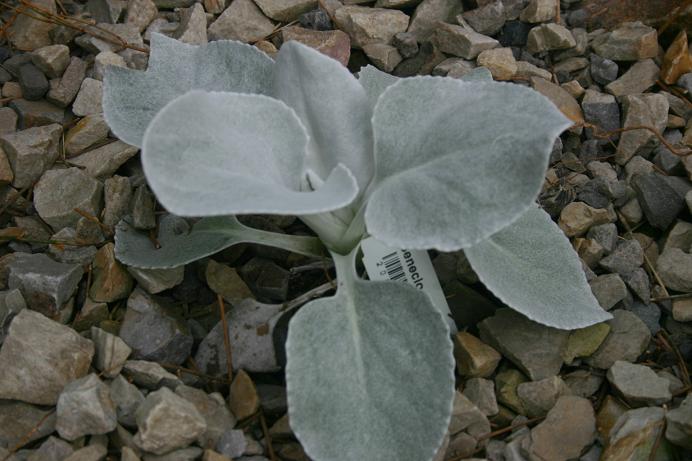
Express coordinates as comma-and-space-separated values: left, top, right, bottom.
34, 167, 103, 231
122, 360, 182, 390
477, 47, 517, 80
31, 45, 70, 78
92, 326, 131, 378
0, 288, 26, 343
517, 376, 571, 418
0, 107, 18, 135
93, 51, 127, 81
103, 175, 132, 227
625, 156, 655, 181
657, 248, 692, 293
17, 63, 49, 101
616, 94, 669, 165
7, 0, 56, 51
519, 0, 554, 23
607, 361, 671, 406
9, 98, 65, 129
8, 252, 83, 316
208, 0, 275, 43
599, 239, 643, 276
666, 394, 692, 450
111, 374, 145, 427
0, 123, 62, 188
69, 140, 139, 180
216, 430, 247, 458
581, 89, 619, 138
87, 0, 124, 23
602, 407, 665, 460
76, 23, 143, 54
449, 391, 490, 440
632, 173, 685, 230
407, 0, 462, 42
461, 0, 505, 36
125, 0, 157, 32
134, 387, 207, 455
0, 309, 94, 405
605, 59, 660, 97
175, 3, 208, 45
478, 308, 568, 380
175, 385, 236, 448
72, 78, 103, 116
663, 220, 692, 254
626, 301, 660, 334
127, 266, 185, 294
527, 396, 596, 461
563, 370, 603, 398
298, 8, 331, 31
119, 288, 193, 365
392, 32, 419, 58
27, 436, 75, 461
56, 373, 118, 441
0, 400, 56, 449
589, 274, 627, 310
462, 377, 498, 416
334, 6, 409, 49
585, 310, 651, 369
64, 113, 110, 157
254, 0, 316, 22
63, 444, 107, 461
678, 72, 692, 93
195, 299, 284, 375
362, 43, 403, 73
526, 23, 576, 53
432, 22, 498, 59
587, 223, 618, 254
240, 257, 289, 301
393, 41, 446, 77
144, 447, 203, 460
591, 21, 658, 61
433, 57, 476, 78
46, 57, 87, 107
623, 268, 651, 303
131, 184, 157, 230
48, 227, 98, 265
589, 53, 618, 85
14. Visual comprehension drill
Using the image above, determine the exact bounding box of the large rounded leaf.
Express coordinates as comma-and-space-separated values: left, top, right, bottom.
286, 253, 454, 461
465, 206, 612, 329
273, 41, 374, 191
103, 33, 274, 147
141, 90, 358, 217
358, 64, 399, 107
115, 215, 326, 269
366, 76, 572, 251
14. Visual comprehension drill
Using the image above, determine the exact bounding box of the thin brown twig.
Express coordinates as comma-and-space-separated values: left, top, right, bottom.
658, 79, 692, 106
0, 0, 149, 53
583, 122, 692, 157
647, 419, 666, 461
617, 211, 670, 300
217, 294, 234, 386
259, 410, 279, 461
658, 330, 691, 388
650, 293, 692, 302
159, 363, 231, 385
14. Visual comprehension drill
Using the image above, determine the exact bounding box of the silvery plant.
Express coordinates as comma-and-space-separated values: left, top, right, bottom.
104, 34, 611, 461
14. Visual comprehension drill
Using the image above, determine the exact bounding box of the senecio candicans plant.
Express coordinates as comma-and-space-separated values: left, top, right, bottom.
104, 34, 611, 461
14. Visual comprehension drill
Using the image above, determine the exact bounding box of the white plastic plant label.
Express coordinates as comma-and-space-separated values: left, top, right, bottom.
361, 236, 456, 332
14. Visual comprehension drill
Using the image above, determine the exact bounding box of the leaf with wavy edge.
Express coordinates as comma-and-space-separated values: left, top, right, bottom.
103, 33, 274, 147
141, 90, 358, 217
286, 250, 454, 461
358, 64, 399, 106
366, 76, 572, 251
115, 214, 326, 269
465, 206, 612, 329
273, 41, 374, 191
